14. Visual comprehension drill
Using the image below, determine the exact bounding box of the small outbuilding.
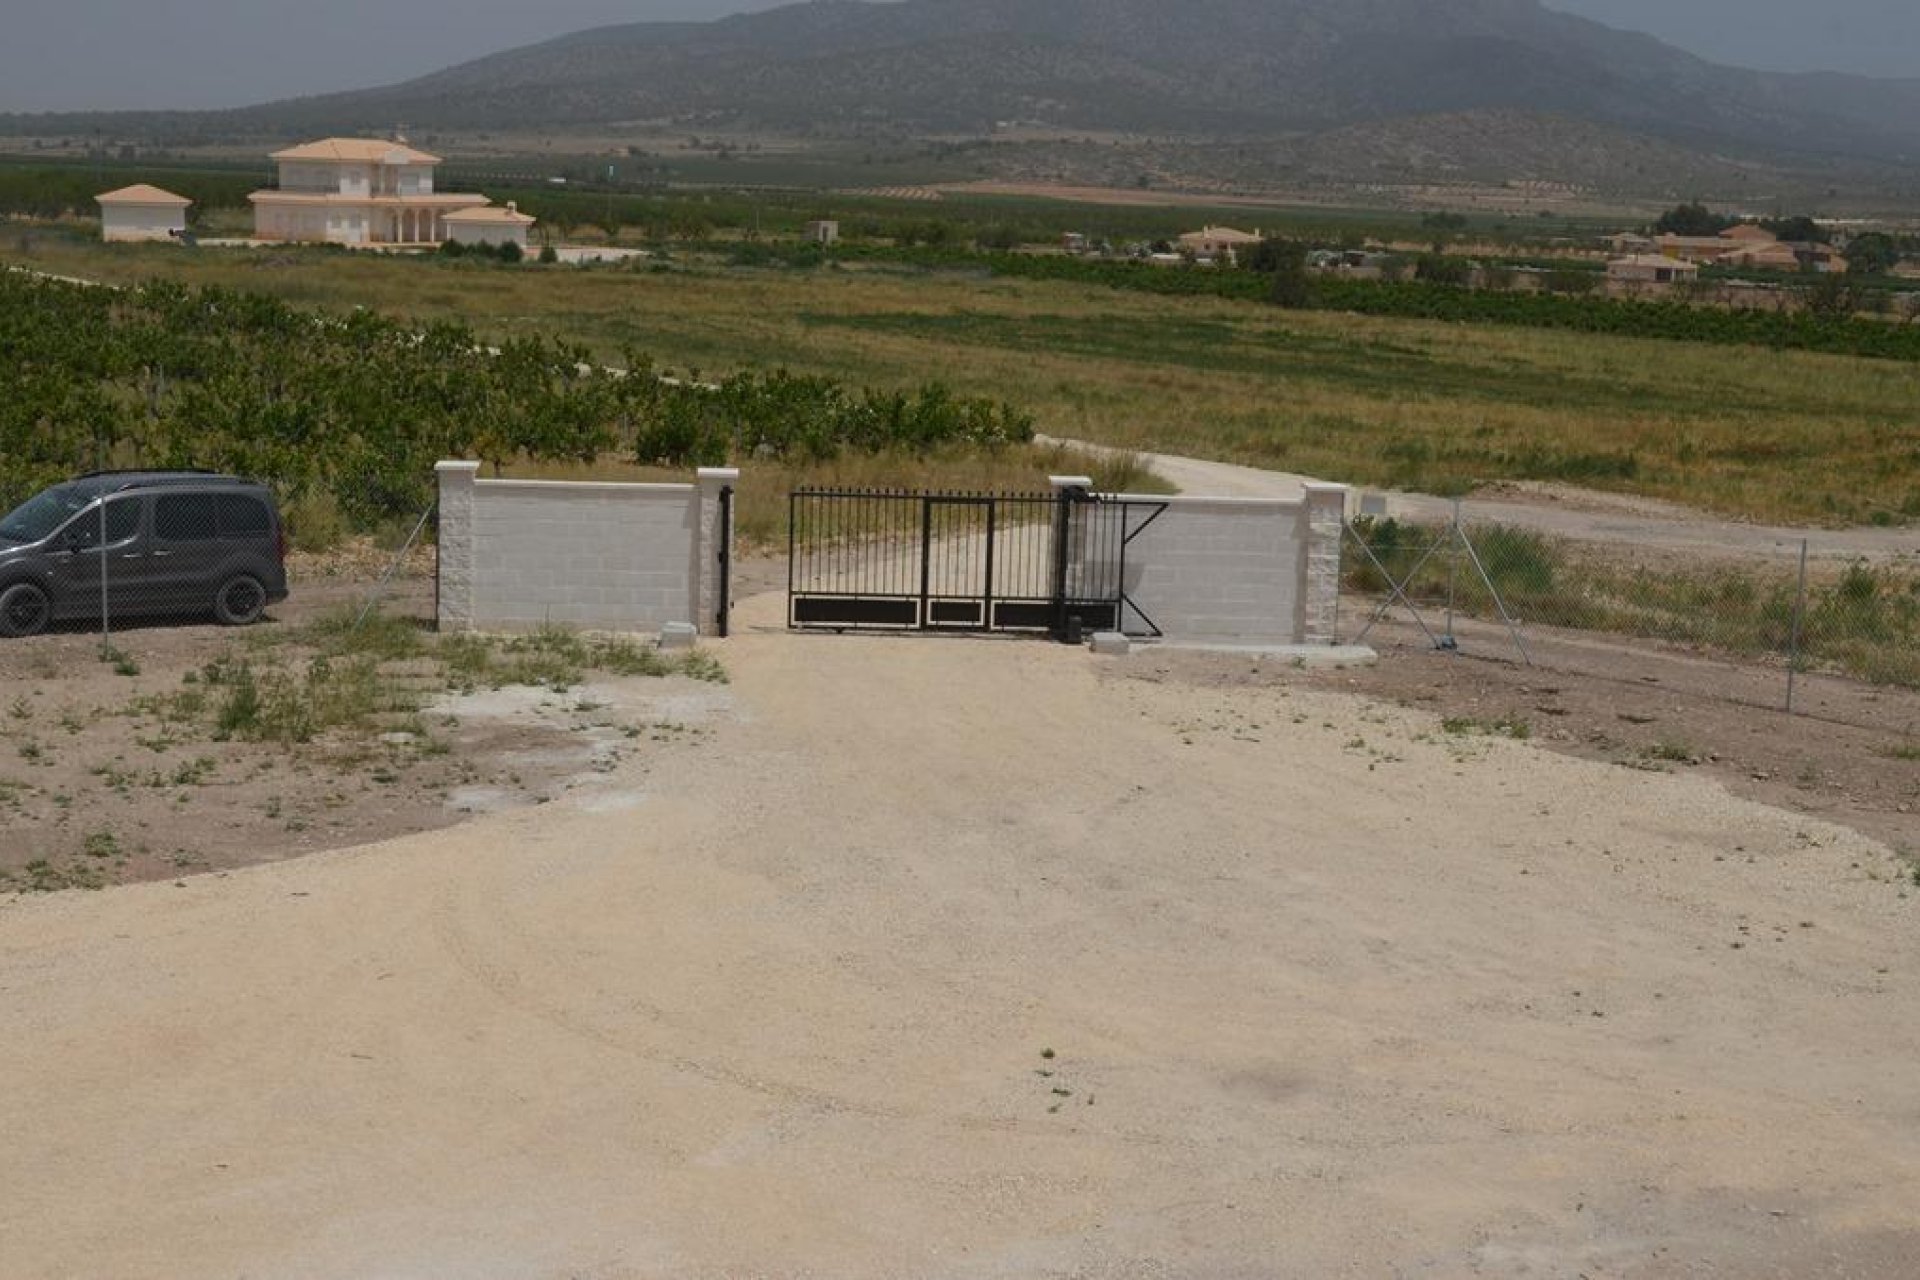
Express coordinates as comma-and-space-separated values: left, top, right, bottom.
804, 219, 840, 246
442, 202, 537, 249
95, 184, 191, 243
1606, 254, 1701, 286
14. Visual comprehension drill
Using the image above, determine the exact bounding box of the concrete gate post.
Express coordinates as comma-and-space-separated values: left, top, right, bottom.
1302, 482, 1349, 644
434, 460, 481, 632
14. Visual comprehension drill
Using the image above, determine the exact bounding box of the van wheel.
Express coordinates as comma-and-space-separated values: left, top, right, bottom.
213, 575, 267, 626
0, 583, 52, 637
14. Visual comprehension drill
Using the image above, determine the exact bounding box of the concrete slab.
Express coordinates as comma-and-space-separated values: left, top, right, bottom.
1144, 642, 1378, 667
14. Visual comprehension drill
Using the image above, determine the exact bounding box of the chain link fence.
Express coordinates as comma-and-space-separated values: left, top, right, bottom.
0, 474, 437, 668
1341, 512, 1920, 732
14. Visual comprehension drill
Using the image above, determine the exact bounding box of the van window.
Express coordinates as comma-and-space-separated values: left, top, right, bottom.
155, 493, 219, 542
65, 498, 141, 548
217, 494, 271, 537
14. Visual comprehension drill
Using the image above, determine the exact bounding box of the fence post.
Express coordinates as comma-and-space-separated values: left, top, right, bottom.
433, 460, 480, 632
1445, 497, 1461, 649
97, 498, 110, 655
1786, 538, 1809, 714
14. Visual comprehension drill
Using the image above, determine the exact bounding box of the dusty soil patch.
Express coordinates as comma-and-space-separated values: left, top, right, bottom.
0, 567, 727, 892
1114, 635, 1919, 859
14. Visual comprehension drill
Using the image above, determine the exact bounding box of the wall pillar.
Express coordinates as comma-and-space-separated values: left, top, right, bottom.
1301, 482, 1348, 645
694, 467, 740, 637
435, 460, 481, 631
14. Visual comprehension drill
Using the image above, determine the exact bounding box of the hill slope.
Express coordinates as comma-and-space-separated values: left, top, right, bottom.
217, 0, 1920, 159
6, 0, 1919, 194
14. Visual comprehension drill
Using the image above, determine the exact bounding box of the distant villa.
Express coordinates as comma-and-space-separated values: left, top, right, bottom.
247, 138, 532, 248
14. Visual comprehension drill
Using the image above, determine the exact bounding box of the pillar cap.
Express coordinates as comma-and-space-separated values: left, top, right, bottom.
435, 460, 482, 474
696, 467, 741, 483
1048, 474, 1094, 490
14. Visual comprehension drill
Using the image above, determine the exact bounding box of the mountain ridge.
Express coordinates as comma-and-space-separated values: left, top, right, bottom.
6, 0, 1917, 195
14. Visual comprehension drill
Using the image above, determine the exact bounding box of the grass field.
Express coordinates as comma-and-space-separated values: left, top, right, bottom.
9, 233, 1918, 525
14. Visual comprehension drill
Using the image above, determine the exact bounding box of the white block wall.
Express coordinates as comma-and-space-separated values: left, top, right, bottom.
435, 463, 736, 635
1086, 482, 1346, 645
101, 205, 187, 242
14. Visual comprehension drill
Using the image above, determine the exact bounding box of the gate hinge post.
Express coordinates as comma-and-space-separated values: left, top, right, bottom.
697, 467, 740, 639
1048, 475, 1095, 642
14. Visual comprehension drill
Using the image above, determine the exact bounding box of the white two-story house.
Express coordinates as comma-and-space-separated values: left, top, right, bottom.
248, 138, 497, 246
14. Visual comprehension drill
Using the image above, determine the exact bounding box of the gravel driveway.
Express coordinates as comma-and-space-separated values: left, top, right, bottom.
1, 587, 1916, 1276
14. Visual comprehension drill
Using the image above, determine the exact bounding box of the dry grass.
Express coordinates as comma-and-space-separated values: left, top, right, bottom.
12, 235, 1919, 525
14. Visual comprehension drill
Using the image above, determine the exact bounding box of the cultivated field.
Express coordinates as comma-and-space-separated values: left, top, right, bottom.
7, 235, 1920, 526
4, 219, 1920, 1275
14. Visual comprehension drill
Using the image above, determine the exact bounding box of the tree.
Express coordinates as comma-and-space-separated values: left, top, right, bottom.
1545, 268, 1600, 296
1797, 273, 1860, 320
1761, 215, 1829, 244
1845, 232, 1900, 276
1415, 253, 1471, 287
1420, 211, 1468, 249
1653, 202, 1733, 237
1251, 239, 1314, 309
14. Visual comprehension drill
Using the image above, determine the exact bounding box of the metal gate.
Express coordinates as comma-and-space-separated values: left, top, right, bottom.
787, 487, 1168, 637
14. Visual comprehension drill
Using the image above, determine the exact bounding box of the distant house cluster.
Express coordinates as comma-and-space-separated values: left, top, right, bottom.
1058, 224, 1266, 267
94, 137, 538, 249
1607, 224, 1848, 276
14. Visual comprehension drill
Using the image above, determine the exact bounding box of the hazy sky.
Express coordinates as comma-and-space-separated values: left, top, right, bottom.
1, 0, 1915, 113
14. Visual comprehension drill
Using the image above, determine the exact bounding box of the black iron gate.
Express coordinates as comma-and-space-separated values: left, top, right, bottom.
787, 487, 1167, 637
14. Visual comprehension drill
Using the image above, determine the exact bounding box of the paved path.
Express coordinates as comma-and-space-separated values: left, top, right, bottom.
1045, 435, 1919, 565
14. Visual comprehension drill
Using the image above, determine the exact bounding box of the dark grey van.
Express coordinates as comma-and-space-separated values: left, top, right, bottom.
0, 471, 289, 637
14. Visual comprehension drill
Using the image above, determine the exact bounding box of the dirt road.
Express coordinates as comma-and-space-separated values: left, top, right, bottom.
1043, 435, 1920, 565
2, 588, 1918, 1276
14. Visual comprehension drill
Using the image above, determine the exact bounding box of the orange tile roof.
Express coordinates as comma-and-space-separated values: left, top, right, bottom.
95, 184, 191, 205
270, 138, 441, 165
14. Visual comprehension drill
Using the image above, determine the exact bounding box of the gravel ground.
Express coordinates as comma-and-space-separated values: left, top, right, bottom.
2, 587, 1917, 1277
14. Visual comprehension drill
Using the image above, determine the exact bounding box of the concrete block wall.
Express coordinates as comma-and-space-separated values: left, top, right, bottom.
1092, 484, 1347, 645
435, 462, 736, 635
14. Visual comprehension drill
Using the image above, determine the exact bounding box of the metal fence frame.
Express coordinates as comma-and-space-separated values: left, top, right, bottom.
1341, 508, 1918, 726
